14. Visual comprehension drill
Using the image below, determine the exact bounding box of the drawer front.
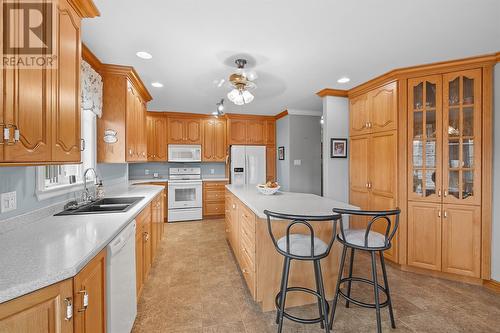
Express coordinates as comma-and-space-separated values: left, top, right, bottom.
240, 227, 255, 262
240, 208, 255, 234
205, 189, 225, 202
240, 244, 256, 298
204, 181, 227, 190
204, 202, 225, 216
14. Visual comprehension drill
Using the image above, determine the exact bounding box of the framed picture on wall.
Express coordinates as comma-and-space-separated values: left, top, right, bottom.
278, 146, 285, 160
330, 138, 347, 158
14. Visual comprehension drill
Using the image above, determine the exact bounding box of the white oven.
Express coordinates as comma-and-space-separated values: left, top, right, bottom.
168, 167, 203, 222
168, 144, 202, 162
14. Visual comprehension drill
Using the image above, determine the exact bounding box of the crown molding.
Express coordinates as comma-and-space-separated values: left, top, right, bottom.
224, 113, 275, 120
82, 43, 102, 71
274, 110, 288, 120
67, 0, 100, 18
100, 64, 153, 102
316, 88, 348, 98
496, 52, 500, 63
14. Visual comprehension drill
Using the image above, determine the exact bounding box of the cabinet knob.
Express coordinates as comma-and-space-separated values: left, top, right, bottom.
444, 190, 448, 197
129, 149, 133, 156
64, 297, 73, 321
438, 189, 442, 197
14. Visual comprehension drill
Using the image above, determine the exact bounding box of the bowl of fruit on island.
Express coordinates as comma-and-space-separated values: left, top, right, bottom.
256, 181, 280, 195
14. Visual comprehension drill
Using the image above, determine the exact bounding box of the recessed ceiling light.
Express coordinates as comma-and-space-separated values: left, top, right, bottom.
136, 51, 152, 59
337, 77, 350, 84
151, 82, 163, 88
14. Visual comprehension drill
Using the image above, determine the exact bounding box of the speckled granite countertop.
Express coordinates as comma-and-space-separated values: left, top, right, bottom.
0, 184, 163, 304
225, 184, 358, 219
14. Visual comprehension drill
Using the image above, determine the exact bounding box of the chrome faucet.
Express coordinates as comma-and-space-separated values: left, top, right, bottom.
82, 167, 98, 203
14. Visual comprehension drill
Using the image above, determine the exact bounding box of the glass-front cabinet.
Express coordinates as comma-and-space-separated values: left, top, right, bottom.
408, 75, 442, 202
408, 69, 481, 206
442, 69, 481, 205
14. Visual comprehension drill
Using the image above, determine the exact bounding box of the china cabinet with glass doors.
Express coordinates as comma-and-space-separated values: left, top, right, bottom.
407, 69, 482, 278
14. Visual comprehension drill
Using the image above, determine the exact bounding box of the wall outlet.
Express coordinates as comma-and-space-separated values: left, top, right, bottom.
145, 169, 150, 175
293, 159, 302, 166
210, 168, 215, 174
1, 191, 17, 213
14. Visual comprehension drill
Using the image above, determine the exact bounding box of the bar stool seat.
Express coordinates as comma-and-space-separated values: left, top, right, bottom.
277, 234, 329, 256
338, 229, 386, 248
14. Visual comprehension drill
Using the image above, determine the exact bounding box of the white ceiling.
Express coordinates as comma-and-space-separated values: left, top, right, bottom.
82, 0, 500, 116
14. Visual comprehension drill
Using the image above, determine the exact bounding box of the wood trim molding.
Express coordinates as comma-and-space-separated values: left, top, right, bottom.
274, 110, 288, 120
100, 64, 153, 102
224, 113, 276, 120
316, 88, 348, 98
67, 0, 100, 18
496, 52, 500, 63
82, 43, 102, 72
148, 111, 214, 119
484, 279, 500, 293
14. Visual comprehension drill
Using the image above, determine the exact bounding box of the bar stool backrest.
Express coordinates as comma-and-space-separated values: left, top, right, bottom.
332, 208, 401, 250
263, 210, 341, 260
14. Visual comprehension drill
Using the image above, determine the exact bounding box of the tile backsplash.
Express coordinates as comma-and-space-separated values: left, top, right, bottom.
128, 162, 226, 179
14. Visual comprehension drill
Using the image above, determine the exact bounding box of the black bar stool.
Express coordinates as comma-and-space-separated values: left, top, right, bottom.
264, 210, 341, 333
329, 208, 400, 333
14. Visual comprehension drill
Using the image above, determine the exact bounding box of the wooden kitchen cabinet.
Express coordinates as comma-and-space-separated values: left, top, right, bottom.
142, 206, 152, 279
147, 114, 168, 161
135, 220, 144, 298
228, 119, 247, 144
98, 66, 152, 163
73, 249, 106, 333
167, 117, 201, 144
203, 181, 227, 217
349, 81, 397, 137
0, 279, 74, 333
0, 0, 96, 164
202, 118, 227, 161
265, 120, 276, 145
266, 146, 276, 182
247, 120, 265, 144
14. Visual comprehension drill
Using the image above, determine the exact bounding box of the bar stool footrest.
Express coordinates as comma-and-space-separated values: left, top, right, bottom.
275, 287, 330, 325
338, 277, 389, 309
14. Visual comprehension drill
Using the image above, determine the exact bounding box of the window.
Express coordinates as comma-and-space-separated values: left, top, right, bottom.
36, 109, 97, 199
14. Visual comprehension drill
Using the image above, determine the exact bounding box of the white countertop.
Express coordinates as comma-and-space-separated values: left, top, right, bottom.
0, 185, 163, 304
225, 184, 358, 219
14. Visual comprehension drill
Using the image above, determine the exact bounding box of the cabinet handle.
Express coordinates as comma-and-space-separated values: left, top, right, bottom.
365, 182, 369, 189
129, 149, 133, 156
364, 122, 369, 129
80, 138, 85, 151
13, 128, 19, 142
444, 190, 448, 197
144, 232, 150, 241
438, 189, 442, 197
64, 297, 73, 320
242, 268, 249, 274
438, 210, 441, 218
369, 122, 372, 128
77, 290, 88, 312
232, 204, 236, 209
444, 211, 447, 218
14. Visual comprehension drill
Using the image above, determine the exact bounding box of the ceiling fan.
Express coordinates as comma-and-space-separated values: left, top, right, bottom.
226, 58, 258, 106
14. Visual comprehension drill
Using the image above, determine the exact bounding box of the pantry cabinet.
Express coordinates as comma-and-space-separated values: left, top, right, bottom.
98, 66, 152, 163
266, 146, 276, 182
73, 250, 106, 333
0, 0, 96, 164
147, 114, 168, 161
167, 117, 201, 144
202, 118, 227, 161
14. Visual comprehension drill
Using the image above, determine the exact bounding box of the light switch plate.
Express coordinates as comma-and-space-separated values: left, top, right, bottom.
145, 169, 150, 175
1, 191, 16, 213
210, 168, 215, 174
293, 159, 301, 166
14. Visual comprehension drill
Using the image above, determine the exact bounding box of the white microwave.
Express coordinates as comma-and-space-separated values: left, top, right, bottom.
168, 144, 202, 162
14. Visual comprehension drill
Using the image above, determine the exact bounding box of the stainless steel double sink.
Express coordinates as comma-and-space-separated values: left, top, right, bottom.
55, 197, 144, 216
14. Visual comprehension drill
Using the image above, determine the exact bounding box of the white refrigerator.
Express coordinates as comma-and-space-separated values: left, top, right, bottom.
230, 146, 266, 185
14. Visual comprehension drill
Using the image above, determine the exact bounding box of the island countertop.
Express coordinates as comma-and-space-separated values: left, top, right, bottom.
225, 184, 358, 219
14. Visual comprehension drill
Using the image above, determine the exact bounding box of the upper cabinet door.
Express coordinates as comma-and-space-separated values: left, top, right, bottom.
247, 120, 265, 144
52, 0, 81, 162
146, 116, 154, 160
154, 116, 167, 161
407, 75, 443, 203
265, 120, 275, 145
168, 118, 185, 143
126, 85, 138, 161
185, 119, 201, 144
369, 131, 397, 199
213, 119, 226, 161
369, 82, 397, 133
266, 146, 276, 182
442, 69, 482, 206
349, 94, 370, 136
202, 119, 215, 161
229, 119, 247, 144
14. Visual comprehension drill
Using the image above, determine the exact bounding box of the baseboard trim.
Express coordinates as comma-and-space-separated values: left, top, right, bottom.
483, 279, 500, 293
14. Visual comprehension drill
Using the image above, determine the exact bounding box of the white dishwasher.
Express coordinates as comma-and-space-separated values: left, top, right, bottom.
106, 220, 137, 333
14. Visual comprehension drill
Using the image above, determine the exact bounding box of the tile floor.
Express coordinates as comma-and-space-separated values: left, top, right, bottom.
132, 219, 500, 333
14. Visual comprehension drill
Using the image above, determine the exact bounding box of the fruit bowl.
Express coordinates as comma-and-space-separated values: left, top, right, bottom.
256, 182, 280, 195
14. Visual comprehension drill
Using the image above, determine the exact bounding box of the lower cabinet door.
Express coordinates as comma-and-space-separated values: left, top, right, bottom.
135, 225, 144, 297
73, 249, 106, 333
0, 279, 73, 333
442, 204, 481, 278
407, 201, 442, 271
143, 221, 152, 278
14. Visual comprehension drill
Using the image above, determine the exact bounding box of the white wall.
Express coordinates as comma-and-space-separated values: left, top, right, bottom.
276, 116, 290, 191
322, 96, 349, 202
492, 64, 500, 281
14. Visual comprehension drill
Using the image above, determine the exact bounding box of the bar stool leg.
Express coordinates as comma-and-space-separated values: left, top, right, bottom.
277, 257, 291, 333
370, 251, 382, 333
314, 260, 330, 333
345, 248, 355, 308
276, 257, 289, 324
380, 251, 396, 329
329, 245, 348, 330
314, 260, 325, 329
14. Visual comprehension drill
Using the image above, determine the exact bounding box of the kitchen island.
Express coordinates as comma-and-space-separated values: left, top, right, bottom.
224, 184, 357, 311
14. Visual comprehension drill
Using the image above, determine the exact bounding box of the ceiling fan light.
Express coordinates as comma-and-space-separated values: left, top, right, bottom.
227, 89, 240, 103
242, 90, 254, 104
